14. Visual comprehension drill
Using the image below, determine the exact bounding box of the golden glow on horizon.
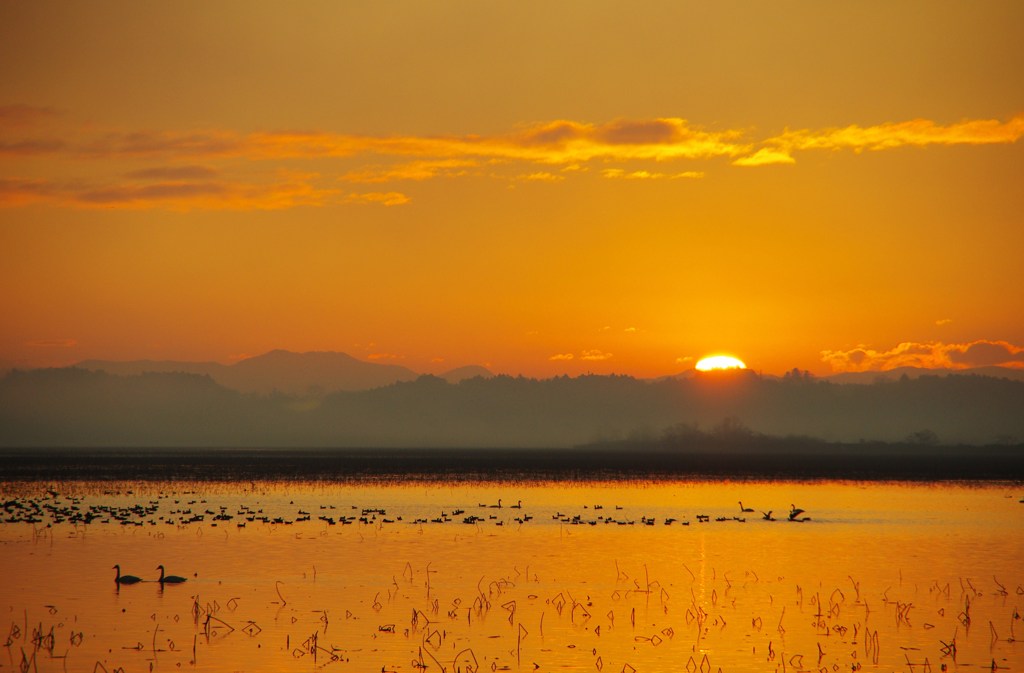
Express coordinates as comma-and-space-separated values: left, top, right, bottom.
1, 3, 1023, 378
695, 355, 747, 372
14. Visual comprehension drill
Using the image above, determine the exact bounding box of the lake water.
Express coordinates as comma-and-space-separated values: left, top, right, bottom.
2, 478, 1022, 673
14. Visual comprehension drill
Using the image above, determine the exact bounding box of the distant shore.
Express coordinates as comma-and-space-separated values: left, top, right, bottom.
2, 444, 1023, 482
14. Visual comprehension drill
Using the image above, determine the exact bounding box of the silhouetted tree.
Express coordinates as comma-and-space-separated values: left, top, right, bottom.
906, 429, 939, 445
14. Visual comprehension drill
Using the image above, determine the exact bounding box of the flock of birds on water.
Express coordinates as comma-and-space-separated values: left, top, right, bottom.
2, 489, 815, 531
3, 489, 821, 596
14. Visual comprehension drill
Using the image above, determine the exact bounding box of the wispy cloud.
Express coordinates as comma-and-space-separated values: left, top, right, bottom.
948, 341, 1024, 367
342, 191, 410, 207
4, 111, 1022, 210
125, 165, 219, 180
340, 159, 476, 183
516, 171, 565, 182
0, 103, 58, 128
602, 168, 703, 180
79, 130, 244, 159
0, 117, 748, 164
821, 339, 1024, 372
580, 350, 613, 361
732, 148, 796, 167
77, 181, 229, 205
737, 115, 1024, 166
550, 345, 615, 363
25, 338, 78, 348
0, 178, 61, 207
0, 175, 338, 211
777, 116, 1024, 152
0, 139, 67, 157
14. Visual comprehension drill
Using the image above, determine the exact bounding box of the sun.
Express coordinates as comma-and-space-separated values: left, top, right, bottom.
695, 355, 747, 372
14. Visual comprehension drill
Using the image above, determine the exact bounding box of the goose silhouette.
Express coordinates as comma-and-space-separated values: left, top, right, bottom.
113, 564, 142, 585
156, 565, 187, 584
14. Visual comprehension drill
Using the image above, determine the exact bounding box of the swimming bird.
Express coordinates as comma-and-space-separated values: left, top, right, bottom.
789, 504, 811, 522
156, 565, 187, 584
762, 510, 775, 521
113, 564, 142, 585
739, 501, 755, 513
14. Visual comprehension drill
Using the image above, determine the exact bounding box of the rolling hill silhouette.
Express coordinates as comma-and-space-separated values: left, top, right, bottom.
2, 366, 1022, 449
77, 349, 424, 395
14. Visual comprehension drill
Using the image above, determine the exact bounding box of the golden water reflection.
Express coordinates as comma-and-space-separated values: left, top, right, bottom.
1, 479, 1022, 672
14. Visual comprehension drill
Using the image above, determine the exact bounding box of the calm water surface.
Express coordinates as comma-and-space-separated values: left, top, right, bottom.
2, 479, 1022, 672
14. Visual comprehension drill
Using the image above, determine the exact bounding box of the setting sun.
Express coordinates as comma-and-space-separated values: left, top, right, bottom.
695, 355, 747, 372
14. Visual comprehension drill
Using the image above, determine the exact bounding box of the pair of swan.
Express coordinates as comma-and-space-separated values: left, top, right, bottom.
113, 564, 186, 585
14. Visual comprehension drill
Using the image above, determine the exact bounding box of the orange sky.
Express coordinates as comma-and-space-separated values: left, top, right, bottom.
2, 2, 1023, 378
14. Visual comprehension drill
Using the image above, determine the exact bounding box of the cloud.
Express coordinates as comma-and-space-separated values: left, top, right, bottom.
0, 175, 338, 211
732, 147, 796, 167
580, 350, 613, 361
505, 118, 747, 163
0, 178, 61, 207
340, 159, 476, 183
9, 114, 1021, 167
595, 119, 680, 145
935, 318, 953, 326
77, 181, 228, 205
80, 130, 244, 158
75, 179, 336, 211
343, 191, 410, 207
516, 172, 564, 182
0, 139, 67, 156
777, 115, 1024, 153
25, 338, 78, 348
6, 117, 747, 165
739, 115, 1024, 165
821, 340, 1024, 371
602, 168, 704, 180
0, 103, 58, 128
948, 341, 1024, 367
125, 165, 219, 180
5, 112, 1022, 210
548, 353, 574, 361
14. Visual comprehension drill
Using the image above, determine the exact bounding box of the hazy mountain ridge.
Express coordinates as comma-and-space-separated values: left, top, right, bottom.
72, 350, 1024, 394
76, 350, 440, 395
822, 365, 1024, 384
2, 367, 1023, 448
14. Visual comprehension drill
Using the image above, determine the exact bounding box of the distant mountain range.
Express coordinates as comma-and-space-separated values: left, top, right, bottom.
2, 361, 1023, 448
819, 365, 1024, 384
74, 350, 493, 395
657, 364, 1024, 384
61, 351, 1024, 395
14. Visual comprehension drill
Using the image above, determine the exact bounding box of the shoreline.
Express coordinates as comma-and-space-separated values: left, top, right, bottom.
2, 445, 1023, 483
